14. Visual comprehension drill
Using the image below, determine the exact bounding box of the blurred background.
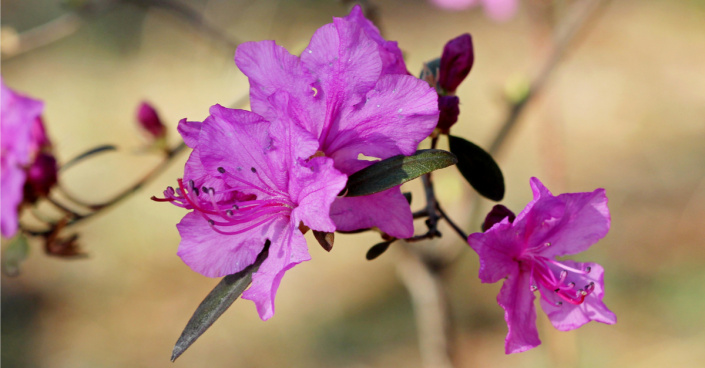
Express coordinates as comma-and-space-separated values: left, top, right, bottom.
2, 0, 704, 367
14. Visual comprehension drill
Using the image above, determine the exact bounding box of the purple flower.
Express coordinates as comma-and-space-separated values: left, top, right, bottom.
1, 78, 44, 237
431, 0, 518, 22
468, 177, 616, 354
235, 5, 439, 238
156, 98, 346, 320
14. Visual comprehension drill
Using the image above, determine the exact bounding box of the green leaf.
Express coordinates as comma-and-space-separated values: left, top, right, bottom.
171, 241, 270, 362
2, 234, 29, 277
366, 241, 394, 261
345, 149, 457, 197
448, 135, 505, 201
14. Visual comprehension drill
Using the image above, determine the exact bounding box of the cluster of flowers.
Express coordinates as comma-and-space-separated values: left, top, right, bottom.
0, 5, 615, 354
1, 79, 58, 238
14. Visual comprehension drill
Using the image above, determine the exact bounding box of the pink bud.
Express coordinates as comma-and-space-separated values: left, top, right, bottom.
439, 33, 474, 93
136, 101, 166, 139
24, 152, 58, 203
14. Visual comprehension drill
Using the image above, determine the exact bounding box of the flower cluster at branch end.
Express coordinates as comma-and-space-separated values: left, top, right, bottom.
235, 5, 439, 239
155, 99, 346, 320
467, 177, 616, 354
1, 78, 58, 238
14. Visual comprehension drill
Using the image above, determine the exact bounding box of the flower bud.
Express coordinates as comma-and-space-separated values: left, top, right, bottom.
23, 152, 58, 204
136, 101, 166, 140
437, 95, 460, 134
439, 33, 474, 94
481, 204, 516, 232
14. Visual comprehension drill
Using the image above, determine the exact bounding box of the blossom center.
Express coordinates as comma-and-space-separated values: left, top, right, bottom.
524, 253, 595, 306
153, 169, 293, 235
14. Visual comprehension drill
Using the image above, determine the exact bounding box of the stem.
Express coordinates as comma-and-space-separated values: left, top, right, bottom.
437, 204, 468, 241
397, 244, 455, 368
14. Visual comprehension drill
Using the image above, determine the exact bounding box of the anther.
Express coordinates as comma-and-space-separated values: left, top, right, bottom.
567, 282, 575, 288
559, 270, 568, 282
193, 187, 199, 196
232, 204, 239, 210
544, 242, 551, 247
202, 186, 208, 193
226, 210, 233, 216
250, 167, 257, 173
530, 285, 538, 292
555, 301, 563, 306
217, 167, 226, 173
585, 266, 592, 273
188, 180, 195, 190
207, 220, 214, 226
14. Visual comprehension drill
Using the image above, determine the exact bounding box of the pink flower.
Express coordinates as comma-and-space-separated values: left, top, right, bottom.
235, 5, 439, 238
156, 97, 346, 320
468, 177, 616, 354
1, 78, 44, 237
431, 0, 518, 22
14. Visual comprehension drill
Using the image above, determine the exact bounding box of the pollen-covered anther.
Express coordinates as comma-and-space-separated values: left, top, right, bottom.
217, 167, 226, 173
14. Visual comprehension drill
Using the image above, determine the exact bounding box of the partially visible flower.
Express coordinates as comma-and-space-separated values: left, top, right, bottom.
431, 0, 518, 22
235, 5, 439, 238
155, 98, 346, 320
439, 33, 474, 94
1, 78, 44, 237
136, 101, 167, 140
468, 177, 616, 354
23, 152, 58, 204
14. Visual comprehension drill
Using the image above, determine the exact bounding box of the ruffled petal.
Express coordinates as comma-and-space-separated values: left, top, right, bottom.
324, 74, 438, 165
343, 5, 408, 75
235, 41, 321, 131
331, 187, 413, 238
467, 219, 522, 283
242, 220, 311, 320
539, 261, 617, 331
0, 165, 26, 237
198, 105, 284, 195
497, 267, 542, 354
290, 156, 346, 233
517, 178, 611, 258
177, 118, 202, 148
176, 212, 273, 277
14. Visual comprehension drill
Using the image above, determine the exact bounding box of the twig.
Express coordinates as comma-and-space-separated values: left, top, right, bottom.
437, 204, 467, 241
488, 0, 610, 155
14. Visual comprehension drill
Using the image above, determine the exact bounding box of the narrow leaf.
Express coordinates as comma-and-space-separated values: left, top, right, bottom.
448, 135, 505, 201
2, 234, 29, 277
366, 241, 393, 260
171, 241, 270, 362
60, 144, 118, 171
312, 230, 334, 252
345, 149, 457, 197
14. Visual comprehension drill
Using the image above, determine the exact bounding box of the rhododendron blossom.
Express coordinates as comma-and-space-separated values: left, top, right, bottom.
467, 177, 616, 354
235, 5, 439, 238
156, 101, 346, 320
1, 78, 45, 237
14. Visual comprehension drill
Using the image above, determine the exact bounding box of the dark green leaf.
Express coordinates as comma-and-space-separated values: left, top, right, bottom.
448, 135, 505, 201
171, 241, 270, 362
312, 230, 334, 252
366, 241, 394, 260
345, 149, 457, 197
2, 234, 29, 277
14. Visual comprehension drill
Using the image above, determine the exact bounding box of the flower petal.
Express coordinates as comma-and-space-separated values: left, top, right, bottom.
198, 105, 283, 195
325, 74, 439, 166
235, 41, 320, 129
498, 267, 542, 354
176, 212, 271, 277
290, 156, 347, 233
1, 166, 26, 237
177, 118, 202, 148
539, 261, 617, 331
242, 220, 311, 320
330, 187, 413, 238
517, 178, 611, 258
343, 5, 408, 75
467, 219, 522, 283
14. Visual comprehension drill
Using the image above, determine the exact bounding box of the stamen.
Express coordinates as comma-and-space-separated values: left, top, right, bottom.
250, 167, 257, 173
218, 167, 226, 173
586, 266, 592, 273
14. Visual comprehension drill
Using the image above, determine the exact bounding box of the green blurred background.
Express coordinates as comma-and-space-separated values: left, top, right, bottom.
2, 0, 705, 367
